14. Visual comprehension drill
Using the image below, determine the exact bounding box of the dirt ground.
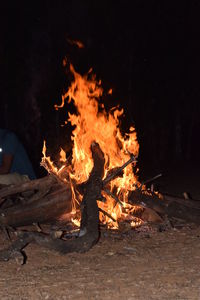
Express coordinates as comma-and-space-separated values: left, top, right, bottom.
0, 163, 200, 300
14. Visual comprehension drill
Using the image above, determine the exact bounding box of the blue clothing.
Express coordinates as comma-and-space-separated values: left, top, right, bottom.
0, 129, 36, 179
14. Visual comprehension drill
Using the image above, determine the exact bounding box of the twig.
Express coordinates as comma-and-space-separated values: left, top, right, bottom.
143, 173, 162, 185
139, 173, 162, 190
103, 188, 123, 207
103, 155, 137, 186
99, 207, 116, 223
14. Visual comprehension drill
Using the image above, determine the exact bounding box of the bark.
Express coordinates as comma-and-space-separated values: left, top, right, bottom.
166, 201, 200, 224
129, 190, 200, 224
0, 186, 72, 227
0, 176, 56, 201
129, 190, 166, 214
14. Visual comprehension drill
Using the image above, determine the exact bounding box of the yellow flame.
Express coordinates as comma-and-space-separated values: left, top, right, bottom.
43, 63, 141, 228
60, 148, 67, 162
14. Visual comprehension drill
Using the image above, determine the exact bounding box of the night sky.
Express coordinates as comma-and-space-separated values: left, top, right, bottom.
0, 1, 200, 177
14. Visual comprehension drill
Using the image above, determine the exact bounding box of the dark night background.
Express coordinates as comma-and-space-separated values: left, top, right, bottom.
0, 1, 200, 179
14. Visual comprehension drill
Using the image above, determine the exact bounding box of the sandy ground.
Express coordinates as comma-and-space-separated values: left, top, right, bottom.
0, 163, 200, 300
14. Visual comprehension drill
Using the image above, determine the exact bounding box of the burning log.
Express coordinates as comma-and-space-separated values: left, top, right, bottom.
129, 189, 200, 224
0, 142, 105, 262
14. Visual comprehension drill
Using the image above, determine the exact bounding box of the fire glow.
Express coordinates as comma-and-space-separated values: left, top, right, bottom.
42, 62, 142, 229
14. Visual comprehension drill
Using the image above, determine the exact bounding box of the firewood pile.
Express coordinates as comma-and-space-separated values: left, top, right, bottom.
0, 142, 200, 264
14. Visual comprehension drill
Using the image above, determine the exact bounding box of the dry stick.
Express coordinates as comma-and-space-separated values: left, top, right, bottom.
103, 155, 137, 186
98, 207, 116, 223
142, 173, 162, 185
103, 188, 123, 207
139, 173, 162, 190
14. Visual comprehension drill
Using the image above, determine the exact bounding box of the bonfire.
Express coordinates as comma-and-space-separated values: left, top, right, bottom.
42, 62, 141, 229
0, 61, 199, 264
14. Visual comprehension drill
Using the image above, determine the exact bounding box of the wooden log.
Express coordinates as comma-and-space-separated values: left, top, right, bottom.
162, 193, 200, 209
0, 176, 56, 200
129, 189, 200, 224
166, 201, 200, 224
129, 190, 166, 214
162, 193, 200, 224
0, 186, 72, 227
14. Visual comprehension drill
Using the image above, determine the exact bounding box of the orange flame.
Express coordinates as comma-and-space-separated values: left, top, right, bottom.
67, 38, 84, 49
43, 63, 141, 228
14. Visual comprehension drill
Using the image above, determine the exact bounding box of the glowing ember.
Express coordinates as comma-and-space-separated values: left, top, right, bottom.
42, 62, 142, 229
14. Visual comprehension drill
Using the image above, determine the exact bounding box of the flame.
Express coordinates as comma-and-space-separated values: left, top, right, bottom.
42, 63, 141, 229
60, 148, 67, 162
67, 38, 84, 49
